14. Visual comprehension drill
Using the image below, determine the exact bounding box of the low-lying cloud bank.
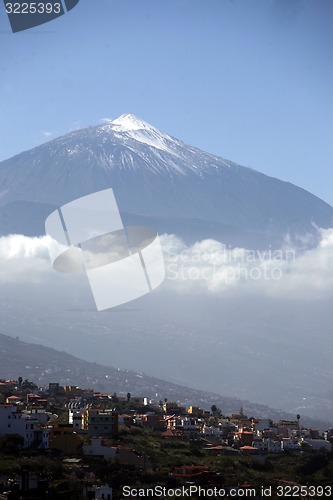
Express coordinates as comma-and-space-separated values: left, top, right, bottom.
0, 229, 332, 300
0, 234, 52, 283
160, 227, 333, 299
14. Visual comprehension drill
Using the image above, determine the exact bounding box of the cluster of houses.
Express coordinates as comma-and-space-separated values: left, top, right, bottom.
0, 378, 332, 458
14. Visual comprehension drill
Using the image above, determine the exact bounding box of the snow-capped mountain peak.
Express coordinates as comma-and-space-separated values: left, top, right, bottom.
0, 113, 332, 245
101, 113, 176, 153
111, 113, 156, 132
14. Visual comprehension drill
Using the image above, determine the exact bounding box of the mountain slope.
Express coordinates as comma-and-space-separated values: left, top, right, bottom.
0, 332, 330, 430
0, 114, 332, 245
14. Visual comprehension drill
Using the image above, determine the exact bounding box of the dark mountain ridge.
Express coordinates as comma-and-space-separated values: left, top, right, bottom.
0, 332, 331, 430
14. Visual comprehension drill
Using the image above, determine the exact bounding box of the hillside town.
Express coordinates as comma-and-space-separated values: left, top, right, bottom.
0, 377, 332, 499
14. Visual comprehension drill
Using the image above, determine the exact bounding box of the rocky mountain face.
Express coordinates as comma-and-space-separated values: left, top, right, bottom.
0, 114, 332, 246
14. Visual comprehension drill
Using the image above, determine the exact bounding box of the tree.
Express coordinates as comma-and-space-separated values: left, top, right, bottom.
211, 405, 222, 416
0, 434, 24, 454
21, 379, 38, 391
298, 451, 328, 476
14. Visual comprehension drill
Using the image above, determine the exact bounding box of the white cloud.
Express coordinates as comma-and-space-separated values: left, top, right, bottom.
0, 234, 54, 283
0, 229, 332, 300
160, 228, 333, 300
40, 130, 54, 138
99, 118, 113, 124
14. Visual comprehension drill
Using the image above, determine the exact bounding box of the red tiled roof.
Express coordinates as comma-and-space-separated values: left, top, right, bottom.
162, 429, 174, 437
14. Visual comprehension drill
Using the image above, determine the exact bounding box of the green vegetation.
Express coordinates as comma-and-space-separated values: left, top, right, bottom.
0, 433, 24, 455
1, 377, 332, 498
0, 454, 17, 474
108, 426, 333, 494
0, 424, 332, 499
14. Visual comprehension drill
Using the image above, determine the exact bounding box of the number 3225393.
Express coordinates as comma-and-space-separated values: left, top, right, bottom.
5, 2, 62, 14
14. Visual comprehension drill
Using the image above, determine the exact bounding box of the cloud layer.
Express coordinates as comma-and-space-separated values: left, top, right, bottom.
0, 229, 332, 300
161, 228, 333, 299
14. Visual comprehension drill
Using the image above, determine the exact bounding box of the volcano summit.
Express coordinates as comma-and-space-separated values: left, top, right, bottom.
0, 114, 332, 246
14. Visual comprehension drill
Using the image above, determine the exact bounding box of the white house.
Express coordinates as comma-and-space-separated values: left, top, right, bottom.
180, 417, 199, 431
255, 438, 283, 453
84, 484, 112, 500
282, 438, 302, 450
0, 404, 49, 448
83, 438, 117, 459
68, 408, 86, 431
201, 425, 223, 437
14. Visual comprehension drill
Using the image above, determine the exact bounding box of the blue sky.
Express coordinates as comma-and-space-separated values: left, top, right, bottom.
0, 0, 332, 204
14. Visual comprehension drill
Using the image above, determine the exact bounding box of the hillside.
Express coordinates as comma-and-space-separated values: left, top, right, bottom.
0, 333, 330, 430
